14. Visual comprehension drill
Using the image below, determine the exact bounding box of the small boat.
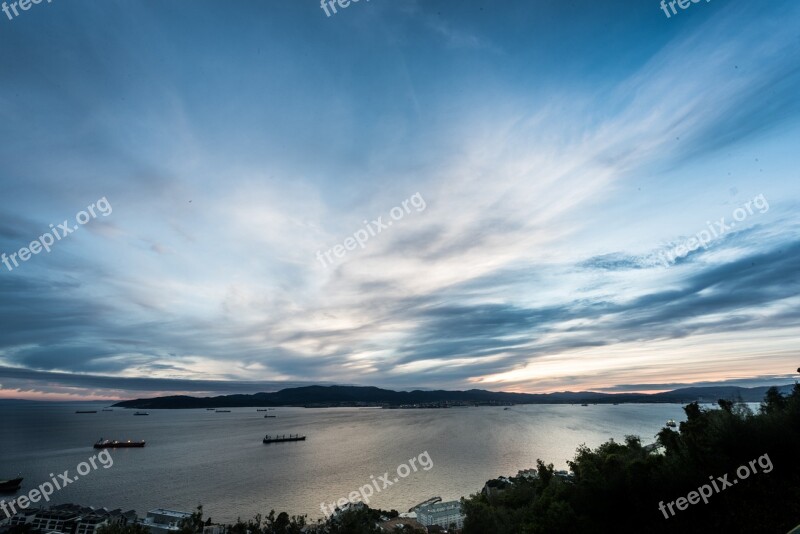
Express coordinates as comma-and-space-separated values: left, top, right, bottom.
216, 410, 231, 413
581, 404, 589, 407
263, 434, 305, 444
503, 407, 510, 410
256, 409, 268, 412
94, 438, 146, 449
75, 410, 97, 414
264, 415, 277, 418
206, 408, 216, 411
666, 419, 677, 428
134, 412, 149, 416
0, 477, 22, 492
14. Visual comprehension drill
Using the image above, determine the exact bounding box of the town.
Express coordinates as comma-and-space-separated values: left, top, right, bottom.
0, 500, 466, 534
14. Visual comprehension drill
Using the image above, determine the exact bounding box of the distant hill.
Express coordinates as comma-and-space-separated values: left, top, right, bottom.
111, 383, 795, 409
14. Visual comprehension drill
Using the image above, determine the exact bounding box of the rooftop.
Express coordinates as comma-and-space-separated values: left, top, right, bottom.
146, 509, 193, 519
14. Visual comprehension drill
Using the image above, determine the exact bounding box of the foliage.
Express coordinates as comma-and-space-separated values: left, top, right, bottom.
178, 505, 206, 534
462, 382, 800, 534
174, 506, 306, 534
323, 507, 383, 534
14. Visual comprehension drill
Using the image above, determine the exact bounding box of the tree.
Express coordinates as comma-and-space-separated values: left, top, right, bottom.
760, 386, 787, 414
461, 378, 800, 534
178, 505, 205, 534
325, 507, 382, 534
263, 510, 305, 534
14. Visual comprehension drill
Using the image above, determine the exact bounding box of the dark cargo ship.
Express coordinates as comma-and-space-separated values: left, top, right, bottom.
94, 438, 146, 448
94, 439, 146, 449
0, 477, 23, 492
263, 434, 305, 444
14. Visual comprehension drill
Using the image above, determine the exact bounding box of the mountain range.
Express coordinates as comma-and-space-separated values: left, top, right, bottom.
111, 383, 796, 409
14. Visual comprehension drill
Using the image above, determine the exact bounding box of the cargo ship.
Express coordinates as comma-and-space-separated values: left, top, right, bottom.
76, 410, 97, 414
215, 410, 231, 413
0, 477, 22, 492
264, 415, 277, 418
94, 439, 146, 449
263, 434, 305, 444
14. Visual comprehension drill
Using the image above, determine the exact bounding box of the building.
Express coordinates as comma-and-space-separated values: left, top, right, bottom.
516, 468, 537, 480
75, 508, 137, 534
4, 504, 137, 534
481, 476, 514, 501
5, 509, 37, 527
378, 516, 426, 532
28, 505, 82, 533
415, 501, 464, 530
138, 508, 193, 534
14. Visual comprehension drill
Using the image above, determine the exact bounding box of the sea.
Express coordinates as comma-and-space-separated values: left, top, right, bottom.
0, 402, 696, 523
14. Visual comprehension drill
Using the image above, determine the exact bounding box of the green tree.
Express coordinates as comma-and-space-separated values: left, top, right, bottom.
760, 386, 787, 414
460, 374, 800, 534
178, 505, 205, 534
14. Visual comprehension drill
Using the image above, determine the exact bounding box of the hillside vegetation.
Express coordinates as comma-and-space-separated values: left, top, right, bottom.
461, 383, 800, 533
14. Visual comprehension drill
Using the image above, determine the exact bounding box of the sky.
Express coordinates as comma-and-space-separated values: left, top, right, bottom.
0, 0, 798, 401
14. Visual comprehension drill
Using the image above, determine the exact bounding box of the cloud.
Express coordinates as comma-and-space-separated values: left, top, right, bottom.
0, 0, 798, 398
0, 366, 325, 400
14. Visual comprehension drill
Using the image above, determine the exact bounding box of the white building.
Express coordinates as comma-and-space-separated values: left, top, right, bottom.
416, 500, 464, 530
139, 508, 193, 534
202, 525, 225, 534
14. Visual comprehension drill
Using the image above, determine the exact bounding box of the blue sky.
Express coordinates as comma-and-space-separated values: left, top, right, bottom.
0, 0, 798, 400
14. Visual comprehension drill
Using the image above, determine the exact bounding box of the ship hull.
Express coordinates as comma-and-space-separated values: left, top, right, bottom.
263, 436, 306, 444
0, 477, 23, 492
94, 441, 146, 449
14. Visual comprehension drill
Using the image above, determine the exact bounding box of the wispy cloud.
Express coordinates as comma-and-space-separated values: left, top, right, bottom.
0, 0, 798, 399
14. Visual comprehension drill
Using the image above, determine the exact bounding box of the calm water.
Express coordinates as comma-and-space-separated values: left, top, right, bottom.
0, 402, 691, 523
